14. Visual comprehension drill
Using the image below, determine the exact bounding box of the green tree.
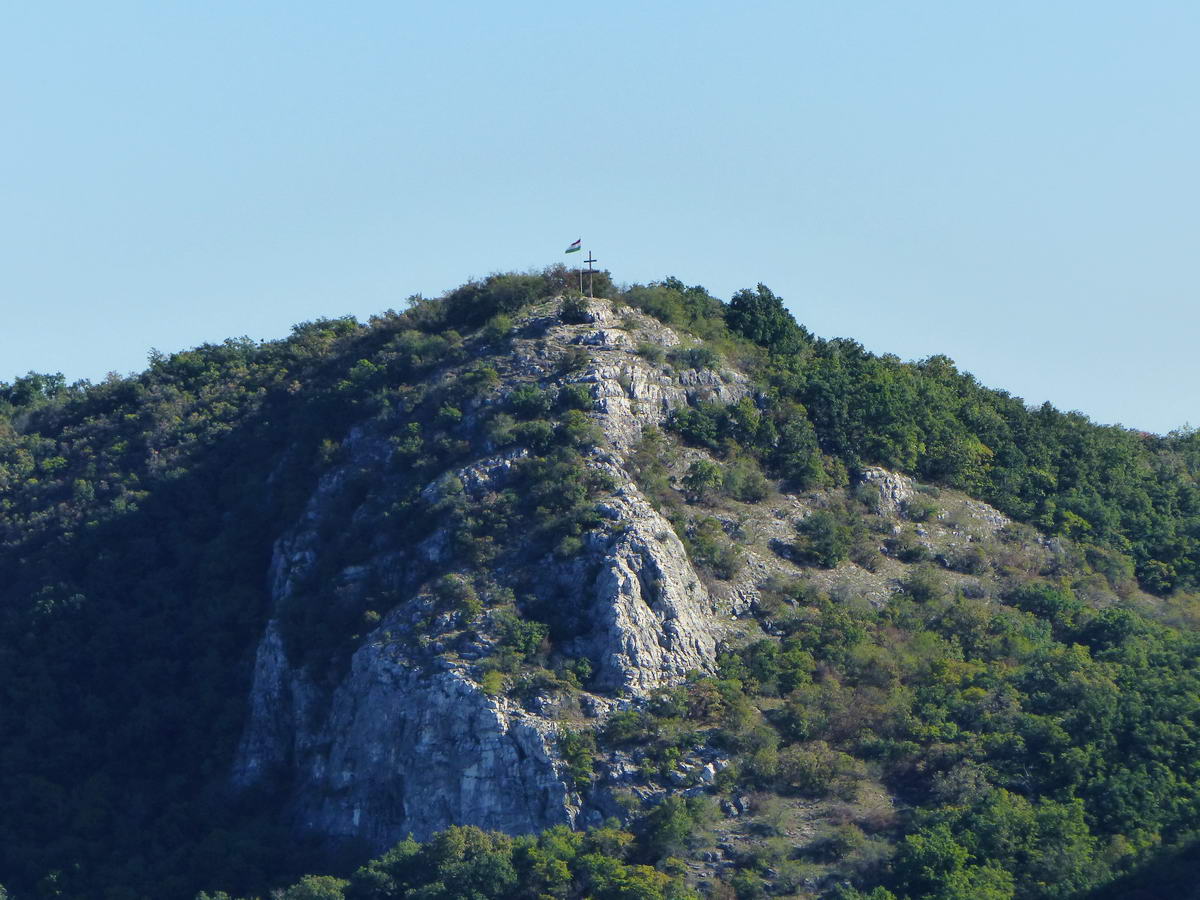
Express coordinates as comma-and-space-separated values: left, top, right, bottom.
683, 459, 723, 502
796, 510, 851, 568
891, 824, 1014, 900
725, 284, 809, 356
280, 874, 350, 899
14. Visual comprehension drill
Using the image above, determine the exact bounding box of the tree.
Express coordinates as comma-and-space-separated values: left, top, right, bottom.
279, 874, 350, 900
891, 824, 1014, 900
725, 284, 809, 356
796, 510, 851, 568
683, 459, 723, 502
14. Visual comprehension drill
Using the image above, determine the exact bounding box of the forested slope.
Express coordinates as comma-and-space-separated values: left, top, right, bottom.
1, 268, 1198, 900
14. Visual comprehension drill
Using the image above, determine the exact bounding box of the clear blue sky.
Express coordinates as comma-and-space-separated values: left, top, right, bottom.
2, 2, 1196, 433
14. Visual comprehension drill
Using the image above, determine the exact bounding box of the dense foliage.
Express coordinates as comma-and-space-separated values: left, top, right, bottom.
623, 279, 1200, 596
0, 271, 583, 896
713, 577, 1200, 898
197, 822, 698, 900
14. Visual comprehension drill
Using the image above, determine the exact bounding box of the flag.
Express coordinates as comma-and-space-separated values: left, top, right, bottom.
565, 238, 582, 254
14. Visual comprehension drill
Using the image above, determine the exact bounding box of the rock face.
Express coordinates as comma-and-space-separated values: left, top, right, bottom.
233, 620, 575, 847
577, 481, 716, 693
857, 466, 915, 516
232, 298, 739, 850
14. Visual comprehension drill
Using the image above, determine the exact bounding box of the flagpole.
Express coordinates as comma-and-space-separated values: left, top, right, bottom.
565, 238, 583, 294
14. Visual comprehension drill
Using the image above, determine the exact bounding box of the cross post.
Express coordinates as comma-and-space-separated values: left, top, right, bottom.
584, 252, 598, 298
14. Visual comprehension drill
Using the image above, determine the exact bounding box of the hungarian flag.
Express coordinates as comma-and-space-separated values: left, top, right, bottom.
565, 239, 582, 254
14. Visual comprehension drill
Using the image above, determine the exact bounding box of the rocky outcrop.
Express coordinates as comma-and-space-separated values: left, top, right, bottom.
574, 479, 717, 693
856, 466, 915, 516
234, 621, 575, 846
232, 298, 738, 852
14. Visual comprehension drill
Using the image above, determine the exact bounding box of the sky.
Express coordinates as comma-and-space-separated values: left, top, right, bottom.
1, 2, 1196, 434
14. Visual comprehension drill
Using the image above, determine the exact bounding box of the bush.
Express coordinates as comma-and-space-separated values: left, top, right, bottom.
796, 510, 851, 568
901, 565, 946, 603
557, 383, 594, 411
481, 314, 514, 344
493, 609, 549, 662
946, 543, 990, 575
434, 575, 482, 620
443, 272, 551, 330
558, 729, 597, 790
724, 457, 770, 502
559, 346, 591, 373
683, 459, 723, 502
560, 295, 592, 324
641, 796, 715, 860
508, 384, 553, 419
556, 410, 603, 448
279, 874, 350, 900
904, 496, 939, 522
670, 346, 721, 371
887, 527, 930, 563
480, 669, 505, 696
636, 342, 666, 366
512, 419, 556, 453
686, 517, 743, 579
555, 535, 584, 558
774, 742, 864, 800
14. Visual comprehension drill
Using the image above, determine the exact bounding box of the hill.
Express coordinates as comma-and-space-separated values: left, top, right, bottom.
1, 268, 1199, 899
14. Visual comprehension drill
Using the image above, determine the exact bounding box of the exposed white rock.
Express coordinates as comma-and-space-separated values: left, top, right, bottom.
232, 297, 739, 852
857, 466, 915, 516
235, 619, 576, 847
579, 484, 717, 692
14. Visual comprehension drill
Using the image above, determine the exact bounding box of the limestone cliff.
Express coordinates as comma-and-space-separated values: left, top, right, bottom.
232, 298, 748, 848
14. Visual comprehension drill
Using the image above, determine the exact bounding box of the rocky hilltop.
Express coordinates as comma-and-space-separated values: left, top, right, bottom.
3, 272, 1199, 900
230, 296, 1017, 856
232, 297, 744, 846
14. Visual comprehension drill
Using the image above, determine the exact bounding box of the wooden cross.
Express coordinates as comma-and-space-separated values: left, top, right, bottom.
584, 252, 598, 298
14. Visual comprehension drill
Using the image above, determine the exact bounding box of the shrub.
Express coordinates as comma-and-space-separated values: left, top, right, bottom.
560, 295, 592, 324
641, 796, 714, 860
850, 537, 884, 572
636, 342, 666, 366
434, 575, 482, 620
723, 457, 770, 502
796, 510, 851, 568
683, 459, 723, 502
901, 565, 946, 603
508, 384, 553, 419
454, 365, 500, 401
558, 729, 597, 790
556, 410, 603, 448
481, 314, 514, 344
493, 609, 549, 662
904, 496, 939, 522
946, 543, 990, 575
279, 874, 350, 900
887, 527, 930, 563
555, 535, 584, 558
436, 403, 465, 427
442, 272, 551, 330
686, 517, 743, 579
670, 346, 721, 371
557, 383, 593, 411
480, 669, 505, 696
559, 346, 591, 373
512, 419, 556, 453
